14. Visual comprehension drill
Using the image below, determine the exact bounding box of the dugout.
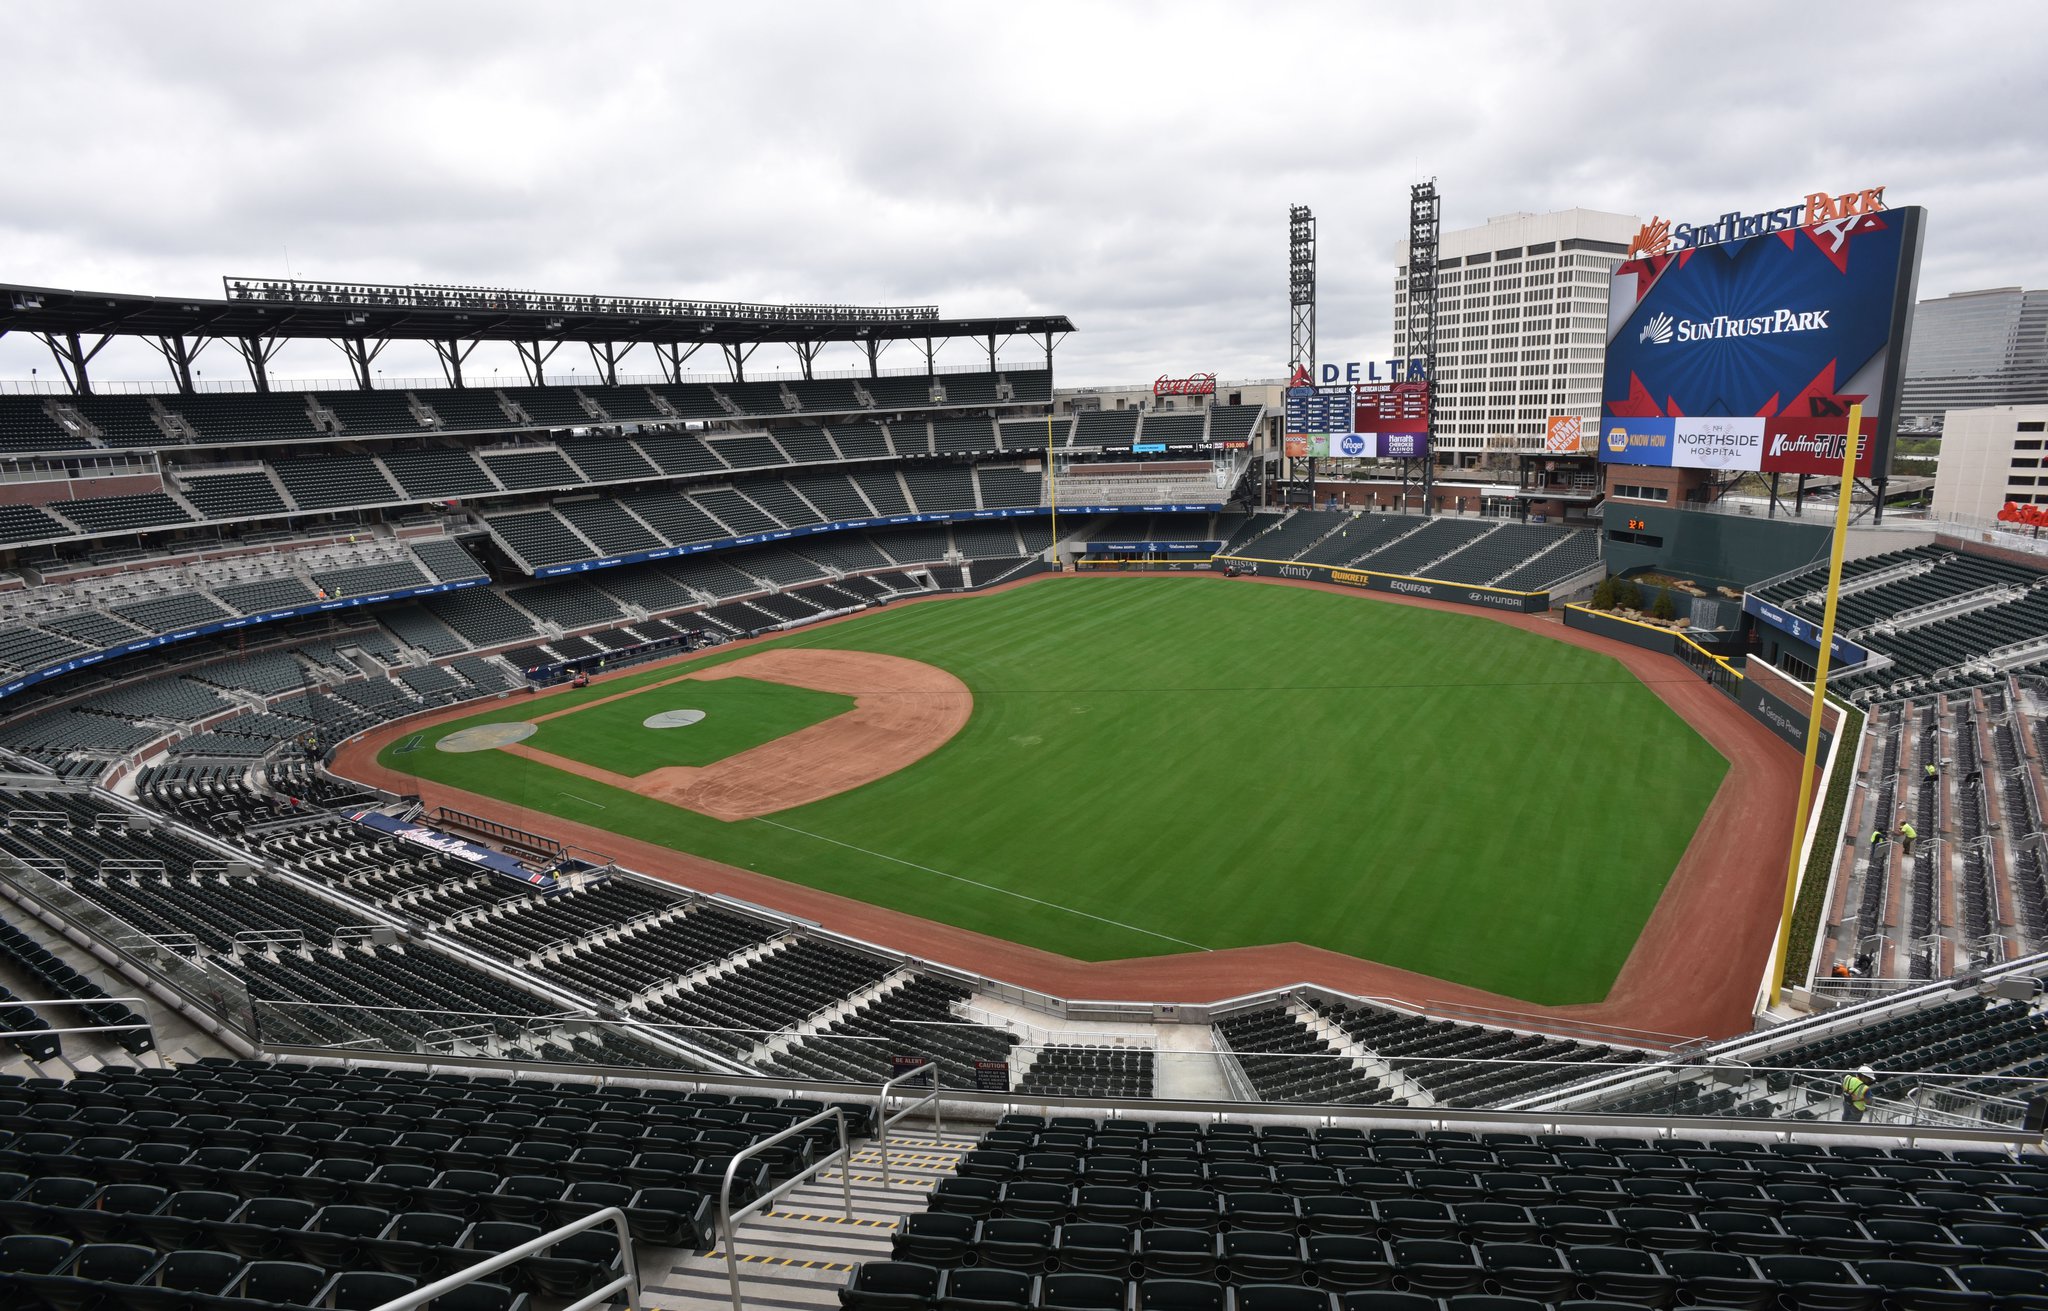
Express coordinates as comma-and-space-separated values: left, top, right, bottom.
520, 628, 711, 686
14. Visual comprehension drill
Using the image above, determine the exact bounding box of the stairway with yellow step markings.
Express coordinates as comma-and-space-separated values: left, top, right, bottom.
626, 1127, 978, 1311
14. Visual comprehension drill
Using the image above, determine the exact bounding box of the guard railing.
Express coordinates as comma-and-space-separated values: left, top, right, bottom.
720, 1106, 854, 1311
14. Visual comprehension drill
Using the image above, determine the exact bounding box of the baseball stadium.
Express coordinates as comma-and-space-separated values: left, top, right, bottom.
4, 194, 2048, 1311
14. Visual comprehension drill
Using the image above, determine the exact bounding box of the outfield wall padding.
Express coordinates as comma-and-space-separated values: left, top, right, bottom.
1561, 605, 1680, 654
1216, 556, 1549, 613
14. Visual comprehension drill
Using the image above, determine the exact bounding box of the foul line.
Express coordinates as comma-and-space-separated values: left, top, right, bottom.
753, 818, 1213, 952
560, 792, 606, 809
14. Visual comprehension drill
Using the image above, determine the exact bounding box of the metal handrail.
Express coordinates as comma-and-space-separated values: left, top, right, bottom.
263, 1036, 2042, 1148
0, 994, 166, 1065
721, 1106, 852, 1311
367, 1205, 637, 1311
875, 1060, 943, 1190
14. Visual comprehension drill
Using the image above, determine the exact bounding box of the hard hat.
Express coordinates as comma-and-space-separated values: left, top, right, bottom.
1857, 1065, 1874, 1078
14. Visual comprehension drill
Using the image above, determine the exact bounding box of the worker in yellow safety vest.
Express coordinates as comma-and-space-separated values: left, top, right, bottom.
1843, 1065, 1875, 1121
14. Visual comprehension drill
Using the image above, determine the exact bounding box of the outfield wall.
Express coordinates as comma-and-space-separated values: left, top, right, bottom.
1215, 555, 1549, 613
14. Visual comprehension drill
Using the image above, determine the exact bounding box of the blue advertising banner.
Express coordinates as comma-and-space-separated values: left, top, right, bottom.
1599, 416, 1677, 467
1083, 540, 1221, 555
1742, 592, 1872, 666
349, 809, 559, 890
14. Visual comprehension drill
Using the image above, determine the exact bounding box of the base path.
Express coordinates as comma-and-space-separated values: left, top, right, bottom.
501, 647, 970, 821
332, 571, 1803, 1041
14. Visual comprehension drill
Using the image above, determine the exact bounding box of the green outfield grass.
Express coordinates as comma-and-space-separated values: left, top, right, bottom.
524, 676, 853, 775
377, 577, 1729, 1004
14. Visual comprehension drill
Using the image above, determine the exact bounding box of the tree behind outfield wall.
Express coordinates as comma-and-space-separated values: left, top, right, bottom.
1592, 576, 1619, 610
1652, 587, 1679, 622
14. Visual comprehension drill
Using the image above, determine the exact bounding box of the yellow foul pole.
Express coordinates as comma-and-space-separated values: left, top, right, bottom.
1768, 402, 1864, 1007
1046, 415, 1058, 569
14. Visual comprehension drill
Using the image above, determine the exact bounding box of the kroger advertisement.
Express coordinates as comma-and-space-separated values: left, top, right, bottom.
1601, 199, 1922, 473
1285, 431, 1427, 459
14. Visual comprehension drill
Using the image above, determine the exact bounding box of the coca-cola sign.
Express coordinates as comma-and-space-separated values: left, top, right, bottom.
1759, 415, 1878, 475
1154, 372, 1217, 397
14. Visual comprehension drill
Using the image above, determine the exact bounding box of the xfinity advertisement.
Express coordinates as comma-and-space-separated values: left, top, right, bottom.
1601, 204, 1922, 473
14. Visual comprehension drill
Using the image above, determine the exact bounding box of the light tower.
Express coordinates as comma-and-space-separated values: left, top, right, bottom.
1289, 206, 1317, 498
1407, 180, 1440, 515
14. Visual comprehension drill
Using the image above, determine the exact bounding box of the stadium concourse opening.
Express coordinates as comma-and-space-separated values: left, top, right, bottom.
341, 571, 1797, 1036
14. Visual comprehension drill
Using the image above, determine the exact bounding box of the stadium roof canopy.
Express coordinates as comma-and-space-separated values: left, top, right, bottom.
0, 277, 1074, 391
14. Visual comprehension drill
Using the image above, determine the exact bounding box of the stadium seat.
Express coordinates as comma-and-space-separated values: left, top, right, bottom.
1390, 1239, 1485, 1296
1051, 1222, 1134, 1277
1566, 1246, 1679, 1307
1134, 1228, 1220, 1279
976, 1218, 1055, 1271
1236, 1288, 1338, 1311
1038, 1272, 1126, 1311
895, 1212, 976, 1268
938, 1267, 1035, 1311
1133, 1279, 1229, 1311
1222, 1231, 1306, 1284
1477, 1242, 1577, 1301
121, 1247, 243, 1311
841, 1260, 943, 1311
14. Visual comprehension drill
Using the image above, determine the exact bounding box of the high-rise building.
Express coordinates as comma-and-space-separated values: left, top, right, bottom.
1930, 405, 2048, 521
1393, 208, 1639, 458
1899, 288, 2048, 428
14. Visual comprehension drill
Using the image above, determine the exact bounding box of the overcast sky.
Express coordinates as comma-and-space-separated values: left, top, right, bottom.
3, 0, 2044, 390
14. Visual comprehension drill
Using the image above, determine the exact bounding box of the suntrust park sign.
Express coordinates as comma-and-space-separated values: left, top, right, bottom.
1639, 307, 1830, 345
1628, 185, 1886, 256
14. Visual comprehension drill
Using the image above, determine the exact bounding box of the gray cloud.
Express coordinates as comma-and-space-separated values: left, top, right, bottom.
2, 0, 2043, 388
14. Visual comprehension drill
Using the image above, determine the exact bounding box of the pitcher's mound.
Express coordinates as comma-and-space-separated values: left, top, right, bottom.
643, 709, 707, 729
437, 722, 538, 752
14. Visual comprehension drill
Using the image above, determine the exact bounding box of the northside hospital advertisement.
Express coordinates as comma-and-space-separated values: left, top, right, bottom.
1598, 197, 1923, 476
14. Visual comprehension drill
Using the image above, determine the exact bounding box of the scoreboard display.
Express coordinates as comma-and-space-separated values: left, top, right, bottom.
1286, 379, 1432, 458
1356, 381, 1429, 435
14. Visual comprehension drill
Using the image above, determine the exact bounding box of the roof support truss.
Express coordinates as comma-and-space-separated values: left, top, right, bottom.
720, 342, 759, 385
33, 331, 114, 396
1038, 329, 1068, 373
787, 340, 823, 382
335, 335, 391, 391
146, 335, 212, 393
586, 341, 636, 388
513, 339, 565, 387
654, 341, 707, 385
431, 338, 480, 389
227, 335, 286, 393
860, 338, 896, 378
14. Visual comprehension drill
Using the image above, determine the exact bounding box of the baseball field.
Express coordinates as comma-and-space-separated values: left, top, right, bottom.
372, 576, 1730, 1005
